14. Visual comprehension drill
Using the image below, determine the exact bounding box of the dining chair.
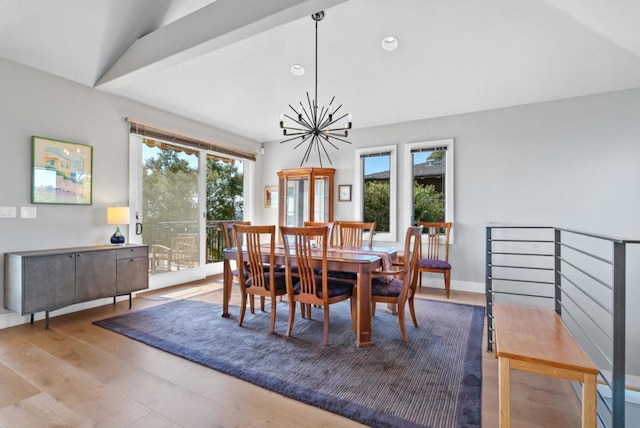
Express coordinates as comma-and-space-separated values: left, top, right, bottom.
222, 221, 251, 287
335, 221, 375, 247
303, 221, 335, 248
371, 226, 423, 342
232, 224, 287, 333
416, 222, 452, 298
280, 225, 355, 346
329, 221, 376, 281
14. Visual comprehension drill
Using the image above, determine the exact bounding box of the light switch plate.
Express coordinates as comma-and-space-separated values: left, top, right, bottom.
0, 206, 17, 218
20, 207, 37, 219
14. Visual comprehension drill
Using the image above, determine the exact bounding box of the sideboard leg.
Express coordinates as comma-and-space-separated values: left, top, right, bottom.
129, 293, 132, 309
30, 313, 34, 324
45, 311, 49, 330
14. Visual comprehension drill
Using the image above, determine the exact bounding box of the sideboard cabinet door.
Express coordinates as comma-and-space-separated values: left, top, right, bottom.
75, 250, 117, 302
23, 254, 76, 314
116, 247, 149, 294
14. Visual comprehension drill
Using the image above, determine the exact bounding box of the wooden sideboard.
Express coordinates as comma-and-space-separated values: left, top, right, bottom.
4, 244, 148, 328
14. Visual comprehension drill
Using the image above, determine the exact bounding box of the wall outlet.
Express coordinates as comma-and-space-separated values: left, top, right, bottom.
20, 206, 37, 219
0, 206, 17, 218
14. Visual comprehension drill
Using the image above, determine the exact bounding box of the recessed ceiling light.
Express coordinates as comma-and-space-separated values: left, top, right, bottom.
381, 36, 399, 51
291, 64, 305, 76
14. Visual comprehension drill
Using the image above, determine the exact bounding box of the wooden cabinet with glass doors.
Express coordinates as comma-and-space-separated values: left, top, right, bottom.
277, 168, 335, 228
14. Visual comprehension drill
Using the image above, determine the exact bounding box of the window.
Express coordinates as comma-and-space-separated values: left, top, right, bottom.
355, 145, 397, 242
404, 139, 454, 237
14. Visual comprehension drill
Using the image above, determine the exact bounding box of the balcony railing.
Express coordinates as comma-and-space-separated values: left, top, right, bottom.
144, 220, 234, 274
485, 225, 639, 427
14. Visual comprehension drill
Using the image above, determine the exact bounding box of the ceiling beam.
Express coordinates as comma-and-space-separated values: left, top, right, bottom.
95, 0, 349, 90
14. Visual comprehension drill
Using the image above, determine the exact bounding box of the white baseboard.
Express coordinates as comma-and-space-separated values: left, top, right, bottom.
418, 273, 484, 294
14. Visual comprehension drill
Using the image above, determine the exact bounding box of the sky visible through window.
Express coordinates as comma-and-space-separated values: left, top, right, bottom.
363, 152, 430, 174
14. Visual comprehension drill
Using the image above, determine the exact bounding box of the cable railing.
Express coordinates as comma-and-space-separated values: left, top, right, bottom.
485, 225, 639, 428
144, 220, 232, 274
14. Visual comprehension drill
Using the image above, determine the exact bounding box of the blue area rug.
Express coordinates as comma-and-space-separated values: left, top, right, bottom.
94, 296, 483, 427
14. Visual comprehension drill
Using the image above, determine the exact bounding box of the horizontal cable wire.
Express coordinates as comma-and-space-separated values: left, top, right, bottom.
559, 242, 613, 265
558, 257, 613, 290
558, 272, 613, 316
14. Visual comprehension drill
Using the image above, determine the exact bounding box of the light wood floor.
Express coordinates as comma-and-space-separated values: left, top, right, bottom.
0, 278, 582, 427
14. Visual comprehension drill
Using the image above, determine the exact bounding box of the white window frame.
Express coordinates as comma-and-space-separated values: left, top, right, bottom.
354, 144, 397, 242
403, 138, 454, 244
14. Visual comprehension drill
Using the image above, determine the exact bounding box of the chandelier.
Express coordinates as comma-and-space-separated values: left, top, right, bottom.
279, 11, 352, 167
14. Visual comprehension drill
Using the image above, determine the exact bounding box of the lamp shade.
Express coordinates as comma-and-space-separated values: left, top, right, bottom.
107, 207, 130, 225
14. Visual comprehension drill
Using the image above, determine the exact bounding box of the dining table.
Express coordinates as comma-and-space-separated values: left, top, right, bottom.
222, 244, 397, 348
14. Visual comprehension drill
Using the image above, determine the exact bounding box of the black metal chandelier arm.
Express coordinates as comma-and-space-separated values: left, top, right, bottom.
280, 134, 310, 144
294, 133, 314, 150
286, 105, 313, 128
306, 92, 317, 124
282, 114, 311, 130
301, 136, 317, 164
318, 139, 334, 165
321, 133, 352, 145
319, 111, 349, 130
318, 133, 341, 150
324, 127, 351, 134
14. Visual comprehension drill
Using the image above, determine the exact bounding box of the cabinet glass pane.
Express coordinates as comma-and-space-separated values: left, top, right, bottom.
314, 177, 329, 222
286, 177, 309, 226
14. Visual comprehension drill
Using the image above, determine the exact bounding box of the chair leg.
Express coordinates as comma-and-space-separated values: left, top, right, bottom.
249, 295, 255, 314
306, 303, 312, 320
371, 301, 377, 317
260, 296, 265, 312
418, 269, 423, 288
397, 300, 407, 342
444, 270, 451, 299
239, 293, 247, 327
408, 296, 418, 327
286, 300, 296, 337
269, 298, 277, 334
323, 305, 330, 346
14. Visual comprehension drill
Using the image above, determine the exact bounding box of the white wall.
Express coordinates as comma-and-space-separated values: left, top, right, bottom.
0, 57, 259, 328
260, 88, 640, 372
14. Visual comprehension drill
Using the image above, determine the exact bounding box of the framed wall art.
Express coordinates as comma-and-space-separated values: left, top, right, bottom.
264, 186, 278, 208
338, 184, 352, 202
31, 136, 93, 205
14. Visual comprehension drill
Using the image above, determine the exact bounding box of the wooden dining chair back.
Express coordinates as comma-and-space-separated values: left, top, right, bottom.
416, 222, 452, 298
222, 221, 251, 288
336, 221, 375, 247
232, 224, 286, 333
371, 226, 423, 342
222, 221, 250, 248
280, 225, 354, 346
303, 221, 335, 248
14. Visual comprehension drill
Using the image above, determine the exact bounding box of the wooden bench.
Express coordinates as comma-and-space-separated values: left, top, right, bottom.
493, 302, 599, 428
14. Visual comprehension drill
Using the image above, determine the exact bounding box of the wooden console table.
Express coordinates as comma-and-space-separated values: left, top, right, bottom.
4, 244, 148, 329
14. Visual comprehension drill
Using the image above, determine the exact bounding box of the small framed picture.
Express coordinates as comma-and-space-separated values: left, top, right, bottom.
338, 184, 352, 202
264, 186, 278, 208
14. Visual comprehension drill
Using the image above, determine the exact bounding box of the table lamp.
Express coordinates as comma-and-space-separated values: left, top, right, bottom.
107, 206, 129, 245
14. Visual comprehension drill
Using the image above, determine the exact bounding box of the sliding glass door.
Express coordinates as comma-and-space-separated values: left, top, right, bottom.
141, 139, 200, 276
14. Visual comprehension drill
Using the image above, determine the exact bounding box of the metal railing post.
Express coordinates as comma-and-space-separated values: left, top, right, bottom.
554, 228, 562, 315
611, 241, 626, 427
486, 226, 494, 352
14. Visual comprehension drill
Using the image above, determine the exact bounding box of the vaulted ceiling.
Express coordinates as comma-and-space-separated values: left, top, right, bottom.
2, 0, 640, 143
